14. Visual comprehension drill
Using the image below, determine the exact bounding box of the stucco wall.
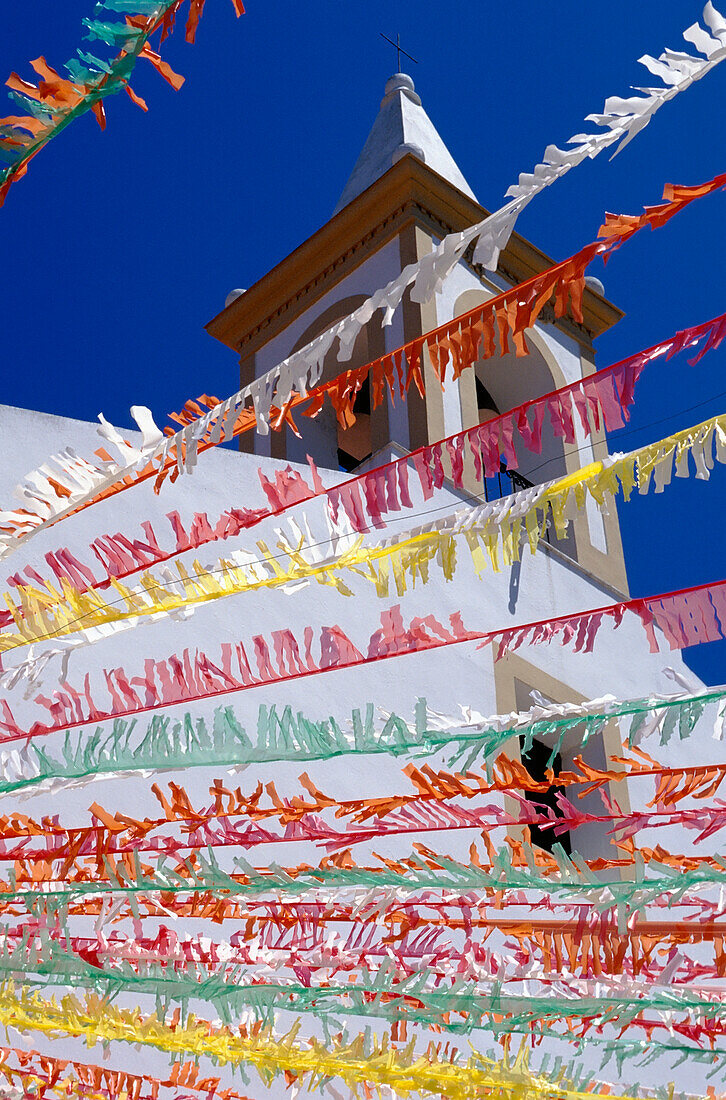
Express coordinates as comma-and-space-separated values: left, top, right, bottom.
0, 402, 721, 1097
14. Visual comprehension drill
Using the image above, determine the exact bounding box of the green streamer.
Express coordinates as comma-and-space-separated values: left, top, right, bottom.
13, 841, 726, 923
6, 933, 725, 1065
500, 1030, 726, 1082
4, 686, 723, 800
4, 928, 723, 1050
11, 961, 726, 1039
0, 1, 179, 199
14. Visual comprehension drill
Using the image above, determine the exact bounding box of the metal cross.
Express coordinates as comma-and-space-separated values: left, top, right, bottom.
380, 32, 418, 71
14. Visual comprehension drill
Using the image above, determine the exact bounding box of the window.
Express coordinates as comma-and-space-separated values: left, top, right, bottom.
475, 376, 499, 424
519, 736, 572, 855
337, 376, 372, 472
456, 290, 579, 560
510, 673, 627, 867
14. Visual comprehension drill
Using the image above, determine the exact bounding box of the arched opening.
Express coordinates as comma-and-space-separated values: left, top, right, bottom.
475, 376, 499, 424
287, 296, 385, 472
337, 375, 372, 472
455, 289, 576, 559
512, 674, 621, 866
474, 343, 569, 485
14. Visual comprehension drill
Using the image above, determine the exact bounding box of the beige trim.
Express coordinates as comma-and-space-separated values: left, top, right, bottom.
237, 351, 256, 454
492, 650, 631, 859
576, 345, 630, 596
416, 227, 445, 447
494, 651, 586, 718
207, 155, 623, 359
289, 296, 369, 356
398, 223, 444, 451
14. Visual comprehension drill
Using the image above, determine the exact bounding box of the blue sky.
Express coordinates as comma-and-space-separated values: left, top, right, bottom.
2, 1, 725, 683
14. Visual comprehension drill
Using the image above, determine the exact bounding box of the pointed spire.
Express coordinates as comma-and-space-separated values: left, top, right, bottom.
333, 73, 477, 215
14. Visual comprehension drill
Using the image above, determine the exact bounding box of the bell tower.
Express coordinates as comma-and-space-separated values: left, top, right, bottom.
205, 72, 629, 594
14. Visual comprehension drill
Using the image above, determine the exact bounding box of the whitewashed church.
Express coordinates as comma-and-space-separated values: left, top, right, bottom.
0, 71, 720, 1099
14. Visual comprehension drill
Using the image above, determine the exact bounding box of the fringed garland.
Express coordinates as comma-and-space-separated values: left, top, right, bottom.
0, 0, 244, 207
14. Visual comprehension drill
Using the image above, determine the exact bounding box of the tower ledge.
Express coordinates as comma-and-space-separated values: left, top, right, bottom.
205, 153, 623, 359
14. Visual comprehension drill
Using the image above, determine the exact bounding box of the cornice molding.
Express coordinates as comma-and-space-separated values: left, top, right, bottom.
205, 156, 624, 360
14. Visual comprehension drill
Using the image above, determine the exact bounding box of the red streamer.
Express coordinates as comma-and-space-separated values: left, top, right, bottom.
3, 581, 726, 745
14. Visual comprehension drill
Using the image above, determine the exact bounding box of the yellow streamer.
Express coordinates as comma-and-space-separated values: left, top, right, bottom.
0, 983, 646, 1100
1, 414, 724, 653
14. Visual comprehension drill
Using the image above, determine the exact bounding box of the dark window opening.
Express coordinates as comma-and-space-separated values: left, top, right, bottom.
519, 736, 572, 855
338, 377, 372, 472
352, 376, 371, 416
476, 376, 498, 423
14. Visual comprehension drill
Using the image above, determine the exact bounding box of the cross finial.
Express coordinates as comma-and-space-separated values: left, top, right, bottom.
380, 32, 418, 72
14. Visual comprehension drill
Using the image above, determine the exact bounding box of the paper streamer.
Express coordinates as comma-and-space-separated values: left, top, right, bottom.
8, 917, 726, 990
0, 0, 244, 207
0, 982, 694, 1099
6, 745, 726, 865
9, 945, 726, 1039
3, 160, 726, 558
2, 410, 724, 658
0, 1032, 723, 1095
1, 683, 721, 803
10, 884, 724, 933
366, 410, 726, 594
0, 1046, 256, 1100
0, 1037, 712, 1100
11, 888, 724, 937
4, 828, 726, 914
3, 581, 726, 744
4, 308, 725, 638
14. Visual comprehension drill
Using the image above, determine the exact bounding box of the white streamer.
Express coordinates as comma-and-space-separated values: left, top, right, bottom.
1, 3, 724, 563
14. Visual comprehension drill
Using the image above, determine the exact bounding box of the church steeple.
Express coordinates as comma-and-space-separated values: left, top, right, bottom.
333, 73, 477, 215
206, 68, 627, 590
206, 71, 626, 587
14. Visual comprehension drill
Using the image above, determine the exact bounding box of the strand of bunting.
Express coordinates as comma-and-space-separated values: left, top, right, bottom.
3, 161, 726, 555
5, 833, 725, 905
3, 646, 726, 1089
0, 996, 681, 1100
5, 944, 726, 1039
1, 306, 723, 635
0, 1041, 718, 1100
6, 911, 726, 985
1, 406, 724, 660
10, 892, 724, 943
0, 0, 244, 206
6, 733, 726, 863
0, 678, 720, 797
2, 580, 726, 740
4, 686, 726, 1073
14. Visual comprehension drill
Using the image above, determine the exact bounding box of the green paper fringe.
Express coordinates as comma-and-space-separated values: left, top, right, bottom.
4, 686, 723, 799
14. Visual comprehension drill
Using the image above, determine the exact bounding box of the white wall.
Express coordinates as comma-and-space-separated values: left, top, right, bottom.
0, 401, 720, 1098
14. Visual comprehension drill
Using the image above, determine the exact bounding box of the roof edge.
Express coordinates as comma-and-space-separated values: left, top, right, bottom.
206, 155, 623, 355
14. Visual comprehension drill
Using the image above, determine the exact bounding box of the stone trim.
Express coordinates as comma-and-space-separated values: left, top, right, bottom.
206, 156, 623, 360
